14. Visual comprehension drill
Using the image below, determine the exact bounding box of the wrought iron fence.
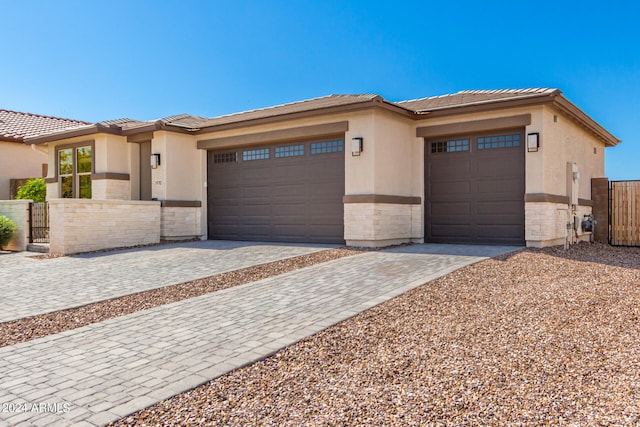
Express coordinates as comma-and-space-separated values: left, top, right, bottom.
29, 202, 49, 243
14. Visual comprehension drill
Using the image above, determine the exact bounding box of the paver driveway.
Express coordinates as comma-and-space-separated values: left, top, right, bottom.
0, 243, 518, 427
0, 240, 335, 323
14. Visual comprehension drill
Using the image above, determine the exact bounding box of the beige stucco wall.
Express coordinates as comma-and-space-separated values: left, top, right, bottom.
48, 199, 160, 255
150, 131, 204, 202
0, 141, 46, 200
0, 200, 30, 251
539, 105, 606, 200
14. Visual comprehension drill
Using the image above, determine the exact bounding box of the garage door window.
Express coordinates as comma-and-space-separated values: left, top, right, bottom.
477, 134, 520, 150
311, 140, 343, 154
431, 139, 469, 153
243, 148, 269, 161
213, 152, 237, 163
275, 144, 304, 158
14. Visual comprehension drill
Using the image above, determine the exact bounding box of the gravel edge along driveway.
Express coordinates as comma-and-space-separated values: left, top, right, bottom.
111, 243, 640, 426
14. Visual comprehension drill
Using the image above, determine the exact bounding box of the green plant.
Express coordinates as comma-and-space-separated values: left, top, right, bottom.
0, 215, 17, 250
16, 178, 46, 202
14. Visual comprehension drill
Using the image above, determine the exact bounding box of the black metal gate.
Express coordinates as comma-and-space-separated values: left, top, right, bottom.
29, 202, 49, 243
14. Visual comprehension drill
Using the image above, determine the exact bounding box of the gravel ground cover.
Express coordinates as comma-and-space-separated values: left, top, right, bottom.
0, 248, 363, 348
112, 242, 640, 426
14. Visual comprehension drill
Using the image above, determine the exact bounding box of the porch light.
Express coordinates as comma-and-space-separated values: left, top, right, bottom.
351, 137, 363, 156
527, 133, 539, 152
150, 153, 161, 168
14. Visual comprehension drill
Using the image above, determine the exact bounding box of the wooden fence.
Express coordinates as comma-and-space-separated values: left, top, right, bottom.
610, 180, 640, 246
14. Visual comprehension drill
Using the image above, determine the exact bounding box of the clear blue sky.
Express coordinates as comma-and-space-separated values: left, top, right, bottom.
1, 0, 638, 180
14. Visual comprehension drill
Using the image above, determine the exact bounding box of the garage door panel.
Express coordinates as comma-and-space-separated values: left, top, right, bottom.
477, 200, 523, 215
477, 224, 524, 237
425, 130, 525, 245
430, 224, 471, 238
429, 159, 471, 178
430, 202, 471, 216
477, 179, 523, 195
430, 181, 471, 196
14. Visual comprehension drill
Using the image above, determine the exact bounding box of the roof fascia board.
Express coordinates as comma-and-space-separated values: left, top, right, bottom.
0, 136, 24, 143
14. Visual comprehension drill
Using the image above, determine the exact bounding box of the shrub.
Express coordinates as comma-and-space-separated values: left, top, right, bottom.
16, 178, 46, 202
0, 215, 17, 250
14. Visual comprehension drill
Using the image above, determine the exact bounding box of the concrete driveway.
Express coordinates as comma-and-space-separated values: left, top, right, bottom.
0, 242, 519, 426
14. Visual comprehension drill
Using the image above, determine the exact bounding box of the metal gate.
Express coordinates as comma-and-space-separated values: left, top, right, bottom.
29, 202, 49, 243
610, 180, 640, 246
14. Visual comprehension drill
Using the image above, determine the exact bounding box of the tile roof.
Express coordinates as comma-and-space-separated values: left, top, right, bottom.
396, 88, 559, 112
158, 114, 210, 129
0, 109, 90, 142
198, 94, 383, 128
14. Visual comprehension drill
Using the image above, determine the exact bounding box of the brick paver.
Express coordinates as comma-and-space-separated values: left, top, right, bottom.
0, 244, 518, 426
0, 240, 335, 323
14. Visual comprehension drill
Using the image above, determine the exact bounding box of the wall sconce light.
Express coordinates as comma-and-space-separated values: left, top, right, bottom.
527, 133, 539, 152
351, 137, 363, 156
150, 153, 161, 169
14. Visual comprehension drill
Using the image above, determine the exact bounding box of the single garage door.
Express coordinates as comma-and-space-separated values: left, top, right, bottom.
424, 129, 525, 245
207, 138, 345, 243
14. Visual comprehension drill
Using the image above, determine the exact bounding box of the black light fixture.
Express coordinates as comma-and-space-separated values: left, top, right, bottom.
527, 133, 539, 152
351, 137, 363, 156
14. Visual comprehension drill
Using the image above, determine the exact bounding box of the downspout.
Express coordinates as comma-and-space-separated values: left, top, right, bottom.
30, 143, 48, 156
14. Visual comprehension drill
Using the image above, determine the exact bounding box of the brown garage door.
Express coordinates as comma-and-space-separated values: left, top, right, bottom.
207, 139, 345, 243
425, 129, 525, 245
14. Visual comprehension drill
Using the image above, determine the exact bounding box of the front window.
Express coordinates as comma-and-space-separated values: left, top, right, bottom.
58, 145, 92, 198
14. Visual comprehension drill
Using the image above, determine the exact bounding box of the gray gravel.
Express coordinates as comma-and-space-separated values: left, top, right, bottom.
111, 242, 640, 426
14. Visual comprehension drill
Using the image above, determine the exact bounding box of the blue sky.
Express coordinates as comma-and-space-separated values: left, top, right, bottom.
1, 0, 638, 179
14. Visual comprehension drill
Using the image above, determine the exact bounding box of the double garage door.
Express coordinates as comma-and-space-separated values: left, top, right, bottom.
425, 129, 525, 245
207, 139, 345, 244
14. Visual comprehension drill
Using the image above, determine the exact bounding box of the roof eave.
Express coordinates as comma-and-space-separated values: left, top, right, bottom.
25, 124, 121, 145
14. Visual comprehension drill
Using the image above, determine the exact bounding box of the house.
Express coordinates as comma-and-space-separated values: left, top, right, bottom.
0, 110, 89, 199
22, 89, 620, 253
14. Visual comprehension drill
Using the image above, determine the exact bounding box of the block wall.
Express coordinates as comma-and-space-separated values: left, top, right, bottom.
49, 199, 160, 255
160, 207, 202, 240
344, 203, 421, 247
525, 202, 592, 247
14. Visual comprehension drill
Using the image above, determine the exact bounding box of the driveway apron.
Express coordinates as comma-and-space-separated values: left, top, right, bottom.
0, 244, 518, 426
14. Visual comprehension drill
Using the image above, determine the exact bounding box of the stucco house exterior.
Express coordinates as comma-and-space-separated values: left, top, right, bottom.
0, 110, 88, 199
22, 88, 620, 253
